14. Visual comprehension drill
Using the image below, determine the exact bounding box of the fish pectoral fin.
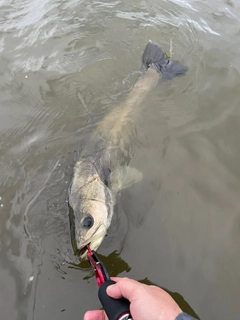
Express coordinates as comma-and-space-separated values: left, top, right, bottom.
111, 166, 143, 192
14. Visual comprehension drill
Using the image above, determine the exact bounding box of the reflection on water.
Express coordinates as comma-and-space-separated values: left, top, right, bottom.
139, 278, 200, 320
1, 0, 240, 319
69, 250, 131, 278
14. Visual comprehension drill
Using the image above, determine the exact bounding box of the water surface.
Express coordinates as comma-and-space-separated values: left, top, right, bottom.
1, 0, 240, 319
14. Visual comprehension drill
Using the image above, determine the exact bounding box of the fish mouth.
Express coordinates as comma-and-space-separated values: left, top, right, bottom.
76, 224, 107, 260
78, 245, 89, 258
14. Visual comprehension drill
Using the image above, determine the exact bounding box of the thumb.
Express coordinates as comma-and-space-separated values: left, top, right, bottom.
106, 277, 141, 300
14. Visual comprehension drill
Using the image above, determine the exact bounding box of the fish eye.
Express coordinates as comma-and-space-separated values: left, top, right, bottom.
81, 215, 94, 229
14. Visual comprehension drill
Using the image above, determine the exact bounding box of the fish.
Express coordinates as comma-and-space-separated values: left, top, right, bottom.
68, 41, 187, 260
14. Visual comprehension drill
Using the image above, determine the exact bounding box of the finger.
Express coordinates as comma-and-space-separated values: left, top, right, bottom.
110, 277, 121, 282
83, 310, 108, 320
107, 277, 142, 300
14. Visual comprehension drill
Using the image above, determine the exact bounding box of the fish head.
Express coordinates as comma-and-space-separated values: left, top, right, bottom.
69, 198, 113, 260
68, 159, 114, 260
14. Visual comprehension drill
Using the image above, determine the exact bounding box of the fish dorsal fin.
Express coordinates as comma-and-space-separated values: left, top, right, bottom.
111, 166, 143, 193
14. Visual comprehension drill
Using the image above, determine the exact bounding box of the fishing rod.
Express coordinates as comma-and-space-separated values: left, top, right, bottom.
86, 245, 132, 320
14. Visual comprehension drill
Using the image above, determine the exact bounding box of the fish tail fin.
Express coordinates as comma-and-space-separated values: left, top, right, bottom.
142, 41, 188, 79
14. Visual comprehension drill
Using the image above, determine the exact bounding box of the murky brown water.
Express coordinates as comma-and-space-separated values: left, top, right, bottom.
1, 0, 240, 319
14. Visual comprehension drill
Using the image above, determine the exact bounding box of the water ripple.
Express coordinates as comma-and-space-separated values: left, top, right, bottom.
1, 1, 240, 319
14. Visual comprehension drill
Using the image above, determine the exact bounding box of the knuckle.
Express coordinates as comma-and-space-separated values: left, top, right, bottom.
120, 277, 130, 283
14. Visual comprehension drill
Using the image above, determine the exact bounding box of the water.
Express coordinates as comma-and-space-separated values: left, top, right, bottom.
0, 0, 240, 319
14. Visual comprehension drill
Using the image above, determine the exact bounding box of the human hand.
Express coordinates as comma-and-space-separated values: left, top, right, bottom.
84, 277, 182, 320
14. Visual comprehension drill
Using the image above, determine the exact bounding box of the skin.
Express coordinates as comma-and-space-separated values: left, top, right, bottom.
84, 277, 182, 320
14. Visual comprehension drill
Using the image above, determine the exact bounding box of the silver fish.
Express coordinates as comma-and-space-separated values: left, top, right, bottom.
68, 41, 187, 259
